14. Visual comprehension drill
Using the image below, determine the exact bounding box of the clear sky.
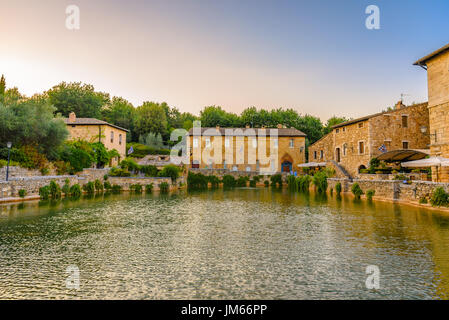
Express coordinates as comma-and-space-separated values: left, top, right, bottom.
0, 0, 448, 121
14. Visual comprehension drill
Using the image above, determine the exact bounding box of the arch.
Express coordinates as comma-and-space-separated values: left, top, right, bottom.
358, 164, 367, 173
281, 153, 294, 173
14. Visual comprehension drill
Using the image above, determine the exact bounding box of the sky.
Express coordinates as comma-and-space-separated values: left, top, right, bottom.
0, 0, 448, 121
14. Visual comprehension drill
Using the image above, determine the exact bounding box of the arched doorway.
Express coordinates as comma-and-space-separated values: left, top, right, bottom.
280, 153, 294, 173
358, 164, 366, 173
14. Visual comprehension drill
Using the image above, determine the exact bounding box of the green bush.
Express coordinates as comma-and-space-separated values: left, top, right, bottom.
158, 164, 181, 183
40, 167, 49, 176
140, 165, 159, 177
222, 175, 236, 189
236, 176, 249, 187
430, 187, 449, 207
49, 181, 62, 199
366, 189, 375, 201
249, 179, 256, 188
39, 186, 50, 200
335, 182, 342, 194
83, 182, 95, 194
109, 167, 131, 177
145, 183, 154, 193
69, 184, 82, 198
187, 172, 209, 189
120, 158, 140, 173
62, 179, 71, 195
264, 180, 269, 187
287, 175, 297, 190
94, 179, 104, 193
104, 174, 109, 181
297, 175, 311, 192
159, 182, 169, 193
18, 189, 27, 198
270, 174, 283, 188
111, 184, 122, 193
130, 184, 143, 193
312, 172, 328, 193
208, 175, 221, 188
351, 183, 364, 199
104, 181, 112, 191
126, 142, 170, 158
419, 197, 428, 204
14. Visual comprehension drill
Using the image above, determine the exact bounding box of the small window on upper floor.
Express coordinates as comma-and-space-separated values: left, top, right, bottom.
110, 131, 114, 143
358, 122, 364, 128
402, 115, 408, 128
119, 134, 122, 145
336, 128, 340, 133
343, 127, 346, 132
289, 139, 294, 148
403, 141, 409, 149
320, 150, 324, 159
314, 151, 317, 160
359, 141, 365, 154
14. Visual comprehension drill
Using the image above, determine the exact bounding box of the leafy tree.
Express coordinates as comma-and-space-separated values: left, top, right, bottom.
323, 116, 349, 134
200, 106, 242, 127
0, 74, 5, 97
47, 82, 110, 118
102, 96, 137, 141
135, 101, 168, 138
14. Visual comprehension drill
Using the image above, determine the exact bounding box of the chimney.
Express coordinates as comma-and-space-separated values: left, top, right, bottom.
69, 112, 76, 123
277, 124, 283, 129
395, 101, 404, 110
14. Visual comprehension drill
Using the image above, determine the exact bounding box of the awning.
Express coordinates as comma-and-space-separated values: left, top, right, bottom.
401, 156, 449, 168
298, 162, 327, 168
376, 149, 430, 162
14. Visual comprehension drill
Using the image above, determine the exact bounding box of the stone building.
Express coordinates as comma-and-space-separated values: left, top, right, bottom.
63, 112, 129, 166
308, 102, 430, 178
414, 43, 449, 181
187, 125, 306, 173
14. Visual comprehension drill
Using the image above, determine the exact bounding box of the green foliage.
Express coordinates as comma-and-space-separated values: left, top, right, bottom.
264, 180, 269, 187
430, 187, 449, 207
40, 167, 50, 176
187, 172, 209, 189
82, 182, 95, 194
419, 197, 428, 204
49, 181, 62, 199
130, 184, 143, 193
140, 165, 159, 177
249, 179, 257, 188
62, 180, 71, 195
104, 181, 112, 191
270, 174, 283, 187
39, 186, 50, 200
351, 183, 364, 199
323, 116, 349, 135
145, 184, 154, 193
159, 182, 169, 193
18, 189, 27, 198
335, 182, 342, 194
109, 167, 131, 177
297, 175, 312, 192
102, 96, 136, 141
135, 101, 168, 139
313, 172, 328, 193
69, 184, 82, 198
366, 189, 375, 201
94, 179, 104, 193
222, 175, 236, 189
287, 175, 297, 190
369, 158, 380, 169
111, 185, 122, 193
126, 143, 170, 158
236, 176, 249, 187
158, 164, 181, 183
208, 175, 221, 188
139, 132, 165, 149
57, 141, 94, 173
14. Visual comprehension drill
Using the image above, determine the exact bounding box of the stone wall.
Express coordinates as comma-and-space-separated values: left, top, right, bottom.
0, 166, 42, 179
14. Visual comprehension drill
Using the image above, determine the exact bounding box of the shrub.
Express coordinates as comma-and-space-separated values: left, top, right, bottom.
18, 189, 27, 198
287, 175, 297, 190
249, 179, 257, 188
208, 175, 221, 188
236, 176, 249, 187
297, 175, 311, 192
145, 183, 154, 193
130, 184, 143, 193
335, 182, 342, 194
62, 179, 71, 195
126, 142, 170, 158
39, 186, 50, 200
222, 175, 236, 189
264, 180, 269, 187
82, 182, 95, 194
40, 167, 50, 176
140, 165, 159, 177
369, 157, 380, 169
109, 167, 131, 177
54, 161, 71, 175
270, 174, 283, 188
94, 179, 104, 193
104, 181, 112, 191
111, 184, 122, 193
104, 174, 109, 181
159, 182, 169, 193
366, 189, 375, 201
158, 164, 181, 183
430, 187, 449, 207
351, 183, 364, 199
419, 197, 428, 204
69, 184, 82, 198
49, 181, 61, 199
187, 172, 209, 189
312, 172, 328, 193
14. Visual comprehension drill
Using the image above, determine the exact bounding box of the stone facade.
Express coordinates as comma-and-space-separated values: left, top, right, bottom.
415, 45, 449, 181
308, 102, 430, 178
64, 112, 128, 166
188, 126, 306, 174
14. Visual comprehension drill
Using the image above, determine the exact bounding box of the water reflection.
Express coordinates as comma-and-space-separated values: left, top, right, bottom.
1, 189, 449, 299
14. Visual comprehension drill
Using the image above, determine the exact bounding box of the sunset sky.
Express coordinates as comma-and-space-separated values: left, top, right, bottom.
0, 0, 448, 121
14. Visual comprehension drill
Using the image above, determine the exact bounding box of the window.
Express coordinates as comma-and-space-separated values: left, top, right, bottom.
232, 166, 238, 172
402, 141, 409, 149
225, 138, 230, 148
246, 166, 251, 172
110, 131, 114, 143
314, 151, 317, 160
343, 127, 346, 132
343, 144, 347, 156
205, 138, 211, 148
252, 138, 257, 148
273, 139, 278, 148
193, 138, 199, 148
289, 139, 294, 148
223, 160, 227, 169
119, 134, 122, 145
320, 150, 324, 159
336, 128, 340, 133
402, 115, 408, 128
384, 140, 391, 148
358, 123, 364, 128
359, 141, 365, 154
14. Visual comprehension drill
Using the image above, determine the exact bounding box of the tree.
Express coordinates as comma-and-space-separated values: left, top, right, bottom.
0, 75, 5, 97
102, 96, 137, 141
47, 82, 110, 118
324, 116, 349, 134
200, 106, 242, 127
135, 101, 168, 138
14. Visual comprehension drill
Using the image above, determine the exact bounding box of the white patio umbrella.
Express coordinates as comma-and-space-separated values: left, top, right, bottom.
297, 162, 327, 168
401, 156, 449, 168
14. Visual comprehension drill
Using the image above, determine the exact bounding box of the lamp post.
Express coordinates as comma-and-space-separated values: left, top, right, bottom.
420, 126, 437, 143
6, 141, 12, 181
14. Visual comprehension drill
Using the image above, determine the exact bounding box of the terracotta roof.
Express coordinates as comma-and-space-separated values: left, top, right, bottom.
63, 118, 129, 132
332, 102, 428, 129
188, 127, 306, 137
414, 42, 449, 66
